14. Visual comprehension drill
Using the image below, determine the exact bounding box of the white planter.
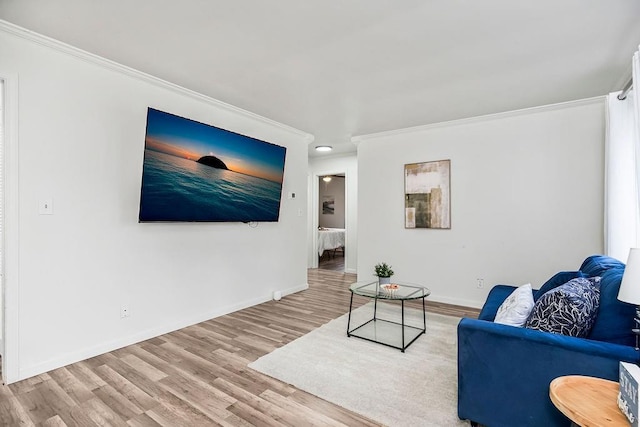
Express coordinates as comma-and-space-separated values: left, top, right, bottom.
378, 276, 391, 285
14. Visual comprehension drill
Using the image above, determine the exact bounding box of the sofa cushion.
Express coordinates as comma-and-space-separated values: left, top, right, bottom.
525, 277, 601, 337
494, 284, 535, 327
580, 255, 625, 277
588, 267, 636, 345
534, 271, 585, 301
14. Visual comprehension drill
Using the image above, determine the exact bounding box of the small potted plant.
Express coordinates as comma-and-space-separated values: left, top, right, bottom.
374, 262, 394, 285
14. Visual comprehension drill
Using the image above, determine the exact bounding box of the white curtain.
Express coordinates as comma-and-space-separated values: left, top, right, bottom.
634, 47, 640, 220
605, 45, 640, 261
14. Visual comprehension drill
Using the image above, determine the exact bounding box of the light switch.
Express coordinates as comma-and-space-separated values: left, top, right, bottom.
39, 199, 54, 215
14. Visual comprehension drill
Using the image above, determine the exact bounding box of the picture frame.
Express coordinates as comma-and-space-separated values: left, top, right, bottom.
322, 195, 335, 215
404, 159, 451, 229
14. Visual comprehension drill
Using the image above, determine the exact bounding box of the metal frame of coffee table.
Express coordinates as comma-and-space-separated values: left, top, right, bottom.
346, 281, 429, 352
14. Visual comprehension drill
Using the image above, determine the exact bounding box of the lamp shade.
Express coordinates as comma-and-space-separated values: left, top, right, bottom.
618, 248, 640, 304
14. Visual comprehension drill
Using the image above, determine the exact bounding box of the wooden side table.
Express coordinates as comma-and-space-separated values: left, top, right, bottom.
549, 375, 628, 426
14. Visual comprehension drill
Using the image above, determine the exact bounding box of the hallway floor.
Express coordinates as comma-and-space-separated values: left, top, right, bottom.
318, 251, 344, 272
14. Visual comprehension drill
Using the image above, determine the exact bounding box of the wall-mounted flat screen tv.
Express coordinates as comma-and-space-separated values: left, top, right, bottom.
138, 108, 287, 222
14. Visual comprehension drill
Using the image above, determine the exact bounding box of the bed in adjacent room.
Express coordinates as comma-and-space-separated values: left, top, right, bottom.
318, 228, 345, 257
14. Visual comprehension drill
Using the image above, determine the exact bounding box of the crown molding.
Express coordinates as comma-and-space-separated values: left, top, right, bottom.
0, 20, 312, 141
352, 96, 605, 143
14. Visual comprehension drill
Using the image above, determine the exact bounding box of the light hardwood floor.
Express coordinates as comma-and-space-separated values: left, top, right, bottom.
318, 253, 345, 272
0, 270, 479, 426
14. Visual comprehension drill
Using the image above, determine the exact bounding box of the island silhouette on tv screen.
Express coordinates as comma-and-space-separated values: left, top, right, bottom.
138, 108, 287, 222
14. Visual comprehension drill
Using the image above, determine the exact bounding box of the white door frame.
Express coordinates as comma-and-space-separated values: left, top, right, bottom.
1, 73, 21, 384
310, 169, 348, 270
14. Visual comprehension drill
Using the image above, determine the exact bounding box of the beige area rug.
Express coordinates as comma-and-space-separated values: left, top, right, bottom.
248, 302, 469, 427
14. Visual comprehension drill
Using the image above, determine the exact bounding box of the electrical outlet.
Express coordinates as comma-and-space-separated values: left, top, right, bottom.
476, 278, 484, 289
39, 198, 54, 215
121, 305, 130, 318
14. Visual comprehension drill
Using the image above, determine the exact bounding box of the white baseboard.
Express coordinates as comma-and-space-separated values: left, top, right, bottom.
16, 283, 477, 381
281, 283, 309, 297
428, 294, 484, 310
18, 283, 309, 381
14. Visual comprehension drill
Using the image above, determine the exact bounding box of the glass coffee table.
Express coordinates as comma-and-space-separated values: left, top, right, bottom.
347, 281, 431, 352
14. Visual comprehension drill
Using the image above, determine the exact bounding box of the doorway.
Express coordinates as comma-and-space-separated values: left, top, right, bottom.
317, 174, 345, 271
308, 155, 357, 274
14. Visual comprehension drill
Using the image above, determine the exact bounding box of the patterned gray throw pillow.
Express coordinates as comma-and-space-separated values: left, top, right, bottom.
524, 277, 601, 337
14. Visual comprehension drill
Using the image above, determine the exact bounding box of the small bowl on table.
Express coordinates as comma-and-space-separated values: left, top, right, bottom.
381, 283, 399, 296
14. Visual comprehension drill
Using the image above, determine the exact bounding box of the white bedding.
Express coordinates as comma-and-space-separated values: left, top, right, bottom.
318, 228, 345, 256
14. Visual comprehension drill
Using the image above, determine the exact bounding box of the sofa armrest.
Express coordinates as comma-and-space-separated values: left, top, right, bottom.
477, 285, 517, 321
458, 318, 639, 427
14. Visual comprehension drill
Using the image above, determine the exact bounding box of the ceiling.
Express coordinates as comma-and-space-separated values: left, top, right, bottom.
2, 1, 640, 158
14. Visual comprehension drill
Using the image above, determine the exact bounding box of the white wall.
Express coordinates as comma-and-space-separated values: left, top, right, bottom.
318, 176, 345, 228
0, 25, 310, 382
0, 79, 4, 348
308, 154, 357, 273
356, 99, 605, 308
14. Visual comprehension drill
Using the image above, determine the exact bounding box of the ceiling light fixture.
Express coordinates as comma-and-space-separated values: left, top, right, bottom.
322, 176, 332, 182
315, 145, 333, 152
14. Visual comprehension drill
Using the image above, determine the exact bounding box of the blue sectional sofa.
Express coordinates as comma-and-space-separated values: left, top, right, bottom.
457, 255, 640, 427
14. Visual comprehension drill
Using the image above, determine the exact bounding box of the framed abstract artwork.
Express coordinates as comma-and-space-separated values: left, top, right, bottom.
322, 195, 335, 214
404, 159, 451, 229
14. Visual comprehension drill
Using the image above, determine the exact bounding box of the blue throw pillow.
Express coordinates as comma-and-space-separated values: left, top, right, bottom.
525, 277, 601, 337
534, 271, 585, 302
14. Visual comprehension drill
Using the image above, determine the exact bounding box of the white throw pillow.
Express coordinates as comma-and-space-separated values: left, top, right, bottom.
494, 283, 535, 327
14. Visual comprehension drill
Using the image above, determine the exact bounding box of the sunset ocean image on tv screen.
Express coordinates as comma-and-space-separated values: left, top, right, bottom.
138, 108, 287, 222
